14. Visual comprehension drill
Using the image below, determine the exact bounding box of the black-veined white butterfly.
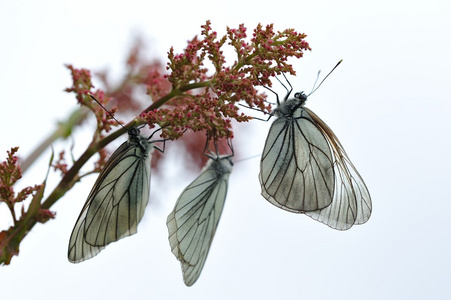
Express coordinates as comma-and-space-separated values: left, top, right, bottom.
68, 97, 163, 263
167, 139, 233, 286
259, 67, 371, 230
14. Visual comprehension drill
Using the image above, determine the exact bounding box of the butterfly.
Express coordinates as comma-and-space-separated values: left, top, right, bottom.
68, 95, 162, 262
167, 139, 233, 285
259, 68, 371, 230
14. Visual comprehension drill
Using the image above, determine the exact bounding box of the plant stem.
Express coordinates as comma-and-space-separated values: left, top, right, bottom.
21, 107, 90, 173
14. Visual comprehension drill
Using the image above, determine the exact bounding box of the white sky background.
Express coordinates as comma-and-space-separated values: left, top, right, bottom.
0, 0, 450, 299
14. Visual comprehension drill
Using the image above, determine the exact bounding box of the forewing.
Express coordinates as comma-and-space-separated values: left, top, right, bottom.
68, 140, 151, 263
304, 108, 372, 230
167, 157, 232, 286
259, 108, 335, 212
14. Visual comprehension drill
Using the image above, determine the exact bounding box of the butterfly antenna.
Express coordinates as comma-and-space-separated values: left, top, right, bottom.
89, 94, 126, 130
234, 153, 261, 163
308, 59, 343, 96
309, 70, 322, 95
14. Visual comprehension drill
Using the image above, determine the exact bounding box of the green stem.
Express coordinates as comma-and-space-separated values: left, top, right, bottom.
21, 107, 90, 173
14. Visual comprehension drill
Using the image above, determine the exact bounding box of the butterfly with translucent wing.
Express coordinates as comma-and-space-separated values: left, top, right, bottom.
167, 138, 234, 286
68, 95, 164, 263
259, 61, 372, 230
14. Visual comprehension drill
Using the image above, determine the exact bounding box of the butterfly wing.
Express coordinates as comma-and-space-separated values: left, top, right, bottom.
259, 107, 335, 212
167, 156, 233, 286
304, 108, 372, 230
67, 201, 104, 263
68, 137, 152, 263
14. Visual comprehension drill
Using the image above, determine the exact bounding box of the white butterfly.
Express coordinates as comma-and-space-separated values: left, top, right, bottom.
259, 76, 371, 230
68, 126, 160, 263
167, 144, 233, 286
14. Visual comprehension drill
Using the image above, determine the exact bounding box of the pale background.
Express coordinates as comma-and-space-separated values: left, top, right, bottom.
1, 1, 450, 299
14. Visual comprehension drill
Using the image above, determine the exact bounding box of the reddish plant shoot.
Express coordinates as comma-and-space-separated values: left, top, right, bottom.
0, 147, 52, 265
0, 148, 43, 221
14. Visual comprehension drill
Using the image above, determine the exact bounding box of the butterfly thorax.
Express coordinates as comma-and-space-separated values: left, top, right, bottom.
274, 94, 307, 118
207, 156, 233, 177
216, 156, 233, 174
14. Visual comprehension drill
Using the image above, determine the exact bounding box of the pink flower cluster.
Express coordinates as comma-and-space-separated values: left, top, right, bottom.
141, 20, 311, 140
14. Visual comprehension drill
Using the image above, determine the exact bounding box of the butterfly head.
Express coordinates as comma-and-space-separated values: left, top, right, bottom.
128, 126, 141, 139
127, 126, 151, 154
294, 92, 308, 102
